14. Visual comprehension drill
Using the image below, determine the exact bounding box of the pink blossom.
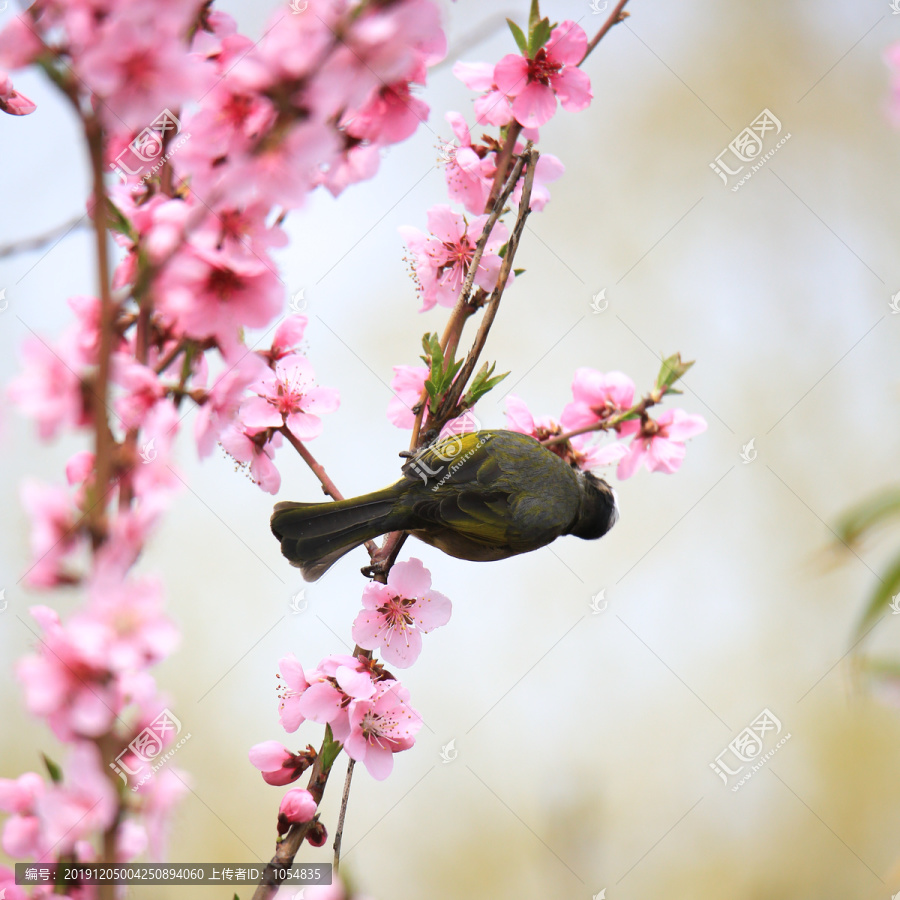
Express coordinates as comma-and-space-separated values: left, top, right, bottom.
313, 0, 445, 115
352, 558, 451, 668
887, 43, 900, 123
265, 315, 308, 364
240, 354, 339, 442
0, 868, 27, 900
85, 572, 179, 672
155, 244, 283, 358
617, 409, 707, 479
560, 368, 636, 432
76, 5, 210, 131
35, 743, 117, 854
68, 295, 102, 364
131, 400, 182, 514
16, 605, 117, 740
113, 357, 165, 429
138, 767, 189, 861
387, 365, 428, 428
453, 61, 515, 127
443, 112, 495, 214
194, 354, 269, 458
0, 772, 45, 858
248, 741, 310, 786
215, 122, 341, 210
276, 653, 313, 733
276, 653, 375, 739
506, 395, 625, 471
493, 21, 592, 128
8, 333, 88, 440
320, 142, 382, 197
94, 506, 157, 579
220, 425, 282, 494
278, 788, 317, 827
345, 680, 422, 780
19, 480, 83, 588
0, 18, 44, 70
346, 79, 430, 146
400, 205, 509, 311
514, 151, 564, 212
117, 818, 148, 862
65, 450, 95, 486
0, 70, 35, 116
193, 202, 289, 257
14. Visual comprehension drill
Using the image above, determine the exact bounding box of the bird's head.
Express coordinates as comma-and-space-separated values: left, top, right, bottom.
568, 471, 619, 540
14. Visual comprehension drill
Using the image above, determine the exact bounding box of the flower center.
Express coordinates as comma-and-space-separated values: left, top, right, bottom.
527, 48, 562, 86
206, 266, 245, 302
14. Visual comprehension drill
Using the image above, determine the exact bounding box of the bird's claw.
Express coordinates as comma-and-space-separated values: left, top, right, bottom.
360, 557, 389, 579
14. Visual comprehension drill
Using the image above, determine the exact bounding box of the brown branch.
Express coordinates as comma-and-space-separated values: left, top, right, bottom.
541, 389, 666, 447
279, 426, 379, 557
85, 118, 116, 543
485, 122, 523, 212
333, 758, 355, 874
436, 147, 537, 422
84, 114, 118, 900
410, 145, 532, 448
581, 0, 631, 64
278, 426, 348, 501
409, 122, 530, 450
0, 214, 87, 260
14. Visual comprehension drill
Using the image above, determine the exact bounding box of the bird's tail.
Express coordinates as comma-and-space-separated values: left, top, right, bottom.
270, 487, 403, 582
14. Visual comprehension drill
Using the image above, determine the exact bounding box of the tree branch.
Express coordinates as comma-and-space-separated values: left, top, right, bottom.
333, 758, 355, 874
435, 147, 537, 423
410, 142, 531, 448
0, 214, 87, 260
581, 0, 631, 64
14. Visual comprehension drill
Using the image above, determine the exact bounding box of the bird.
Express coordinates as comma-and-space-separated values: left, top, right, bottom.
271, 429, 619, 582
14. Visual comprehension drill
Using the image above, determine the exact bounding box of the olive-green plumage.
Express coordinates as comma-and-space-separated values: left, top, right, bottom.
270, 429, 618, 581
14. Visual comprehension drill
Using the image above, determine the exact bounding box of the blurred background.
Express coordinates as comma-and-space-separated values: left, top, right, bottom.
2, 0, 900, 897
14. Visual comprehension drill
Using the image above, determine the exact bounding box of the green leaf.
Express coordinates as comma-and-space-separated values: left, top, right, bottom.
42, 752, 63, 784
319, 724, 343, 773
836, 488, 900, 545
529, 18, 552, 57
105, 199, 137, 241
513, 268, 526, 277
421, 332, 464, 412
528, 0, 541, 32
463, 361, 509, 407
855, 550, 900, 636
656, 352, 695, 391
506, 18, 528, 55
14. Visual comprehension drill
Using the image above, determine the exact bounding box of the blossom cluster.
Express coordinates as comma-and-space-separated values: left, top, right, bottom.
0, 0, 448, 888
397, 19, 589, 315
506, 368, 708, 479
250, 559, 450, 795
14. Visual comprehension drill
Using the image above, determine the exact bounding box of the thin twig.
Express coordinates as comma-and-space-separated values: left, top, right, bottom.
436, 148, 537, 421
540, 390, 665, 447
409, 143, 531, 448
0, 214, 87, 260
581, 0, 631, 64
278, 427, 379, 556
333, 758, 355, 874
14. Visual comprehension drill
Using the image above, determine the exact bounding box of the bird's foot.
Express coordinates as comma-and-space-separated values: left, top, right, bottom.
360, 558, 389, 579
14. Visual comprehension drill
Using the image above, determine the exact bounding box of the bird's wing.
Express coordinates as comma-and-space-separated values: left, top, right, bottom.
403, 433, 512, 546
